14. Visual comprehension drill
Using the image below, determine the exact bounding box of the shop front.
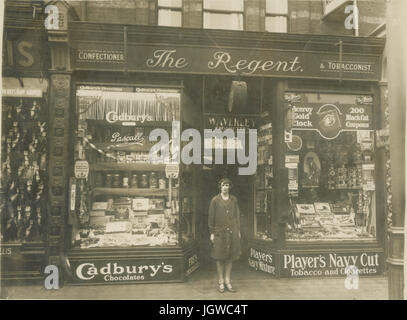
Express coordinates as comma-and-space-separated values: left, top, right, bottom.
60, 22, 386, 284
1, 24, 50, 283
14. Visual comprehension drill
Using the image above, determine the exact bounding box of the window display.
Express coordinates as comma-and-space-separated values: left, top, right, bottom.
72, 86, 181, 248
254, 110, 273, 240
1, 97, 47, 243
179, 168, 196, 244
284, 92, 376, 241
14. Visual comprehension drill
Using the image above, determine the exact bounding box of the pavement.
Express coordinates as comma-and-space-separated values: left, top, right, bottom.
1, 261, 389, 300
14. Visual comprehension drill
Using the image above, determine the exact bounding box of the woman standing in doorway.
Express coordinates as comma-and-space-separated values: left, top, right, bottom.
208, 178, 241, 293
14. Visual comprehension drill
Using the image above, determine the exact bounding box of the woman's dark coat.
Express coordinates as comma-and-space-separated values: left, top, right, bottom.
208, 194, 241, 261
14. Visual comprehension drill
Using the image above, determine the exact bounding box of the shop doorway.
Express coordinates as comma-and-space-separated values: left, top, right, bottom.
197, 164, 252, 269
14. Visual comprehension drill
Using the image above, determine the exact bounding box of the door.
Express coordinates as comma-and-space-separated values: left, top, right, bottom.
198, 164, 251, 266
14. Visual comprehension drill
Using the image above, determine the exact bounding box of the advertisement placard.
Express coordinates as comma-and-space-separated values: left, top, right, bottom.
71, 258, 182, 284
280, 251, 383, 278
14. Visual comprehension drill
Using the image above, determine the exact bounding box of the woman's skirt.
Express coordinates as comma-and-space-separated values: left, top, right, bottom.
211, 230, 241, 261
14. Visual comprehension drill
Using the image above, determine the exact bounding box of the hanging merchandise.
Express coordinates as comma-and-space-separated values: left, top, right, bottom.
1, 98, 47, 243
302, 152, 321, 188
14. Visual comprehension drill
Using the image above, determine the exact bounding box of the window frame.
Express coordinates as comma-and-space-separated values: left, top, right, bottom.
265, 0, 289, 33
157, 0, 183, 28
202, 0, 245, 31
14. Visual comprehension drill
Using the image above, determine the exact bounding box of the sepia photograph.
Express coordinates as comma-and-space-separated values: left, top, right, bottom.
0, 0, 406, 306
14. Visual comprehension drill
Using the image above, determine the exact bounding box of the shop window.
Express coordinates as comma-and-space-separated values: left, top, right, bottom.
265, 0, 288, 33
203, 0, 244, 31
158, 0, 182, 27
204, 77, 261, 114
1, 97, 48, 243
255, 109, 273, 240
284, 92, 376, 241
73, 85, 182, 248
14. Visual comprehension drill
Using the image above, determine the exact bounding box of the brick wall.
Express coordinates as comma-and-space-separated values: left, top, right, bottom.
65, 0, 385, 36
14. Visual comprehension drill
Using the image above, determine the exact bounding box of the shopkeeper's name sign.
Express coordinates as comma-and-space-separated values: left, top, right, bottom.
73, 44, 380, 81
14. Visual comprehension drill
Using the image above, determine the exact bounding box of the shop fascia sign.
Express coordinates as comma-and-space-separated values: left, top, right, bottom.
280, 252, 382, 278
3, 36, 43, 70
74, 260, 175, 283
73, 44, 380, 81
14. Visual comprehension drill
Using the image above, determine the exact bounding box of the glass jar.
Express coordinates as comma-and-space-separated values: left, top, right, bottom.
140, 174, 149, 188
122, 173, 129, 188
149, 172, 158, 189
113, 173, 121, 188
95, 172, 104, 187
158, 174, 166, 189
130, 173, 138, 188
105, 173, 113, 188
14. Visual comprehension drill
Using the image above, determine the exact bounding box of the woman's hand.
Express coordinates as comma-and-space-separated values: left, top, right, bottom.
210, 233, 215, 243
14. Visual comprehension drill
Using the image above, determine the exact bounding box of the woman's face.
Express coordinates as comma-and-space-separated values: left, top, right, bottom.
221, 182, 231, 194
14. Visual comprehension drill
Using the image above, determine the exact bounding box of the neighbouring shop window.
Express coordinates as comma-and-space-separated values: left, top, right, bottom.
203, 0, 244, 31
255, 110, 273, 240
72, 86, 181, 248
180, 168, 195, 244
284, 92, 376, 241
1, 97, 48, 243
265, 0, 288, 33
158, 0, 182, 27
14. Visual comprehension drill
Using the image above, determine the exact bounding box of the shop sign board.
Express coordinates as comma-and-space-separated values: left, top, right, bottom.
72, 43, 381, 81
3, 34, 44, 71
248, 247, 277, 276
165, 164, 179, 179
0, 245, 24, 272
185, 252, 200, 276
74, 160, 89, 179
70, 258, 181, 284
286, 96, 373, 140
280, 251, 383, 278
204, 114, 257, 130
0, 245, 20, 257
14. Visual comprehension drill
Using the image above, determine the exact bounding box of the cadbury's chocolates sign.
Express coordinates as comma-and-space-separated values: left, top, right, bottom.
70, 258, 181, 284
285, 93, 373, 140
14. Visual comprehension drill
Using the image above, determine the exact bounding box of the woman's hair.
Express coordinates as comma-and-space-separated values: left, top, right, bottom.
218, 177, 233, 189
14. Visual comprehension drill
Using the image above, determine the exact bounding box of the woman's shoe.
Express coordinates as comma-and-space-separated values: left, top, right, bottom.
225, 283, 237, 293
218, 283, 225, 293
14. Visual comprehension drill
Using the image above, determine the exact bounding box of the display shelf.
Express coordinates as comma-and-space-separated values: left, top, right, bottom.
302, 186, 362, 190
92, 187, 177, 197
91, 163, 167, 171
92, 142, 156, 152
87, 119, 174, 128
256, 187, 273, 191
326, 187, 363, 190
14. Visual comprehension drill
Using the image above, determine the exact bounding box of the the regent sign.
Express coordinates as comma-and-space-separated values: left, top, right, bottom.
73, 44, 380, 81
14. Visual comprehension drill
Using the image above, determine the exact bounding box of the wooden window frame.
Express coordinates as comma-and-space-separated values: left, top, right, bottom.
265, 0, 289, 33
157, 0, 183, 27
202, 0, 245, 31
